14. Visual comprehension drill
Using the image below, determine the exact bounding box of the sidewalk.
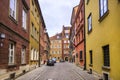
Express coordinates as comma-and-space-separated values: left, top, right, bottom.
0, 65, 45, 80
71, 63, 100, 80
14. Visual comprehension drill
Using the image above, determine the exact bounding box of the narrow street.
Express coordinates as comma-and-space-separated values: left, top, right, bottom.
16, 62, 97, 80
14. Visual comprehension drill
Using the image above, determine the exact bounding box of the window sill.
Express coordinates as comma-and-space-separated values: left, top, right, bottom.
88, 29, 92, 34
9, 15, 18, 25
102, 66, 110, 71
22, 28, 27, 32
80, 59, 83, 61
21, 63, 26, 66
8, 64, 17, 68
98, 10, 109, 22
89, 64, 93, 67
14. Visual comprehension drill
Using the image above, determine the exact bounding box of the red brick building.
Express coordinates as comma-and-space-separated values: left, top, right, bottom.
40, 20, 46, 64
0, 0, 30, 74
70, 0, 85, 69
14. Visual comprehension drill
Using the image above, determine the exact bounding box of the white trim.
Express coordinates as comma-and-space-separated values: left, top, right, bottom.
8, 42, 15, 65
102, 71, 110, 80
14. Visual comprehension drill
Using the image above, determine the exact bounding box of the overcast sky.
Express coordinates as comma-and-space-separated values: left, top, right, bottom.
38, 0, 80, 37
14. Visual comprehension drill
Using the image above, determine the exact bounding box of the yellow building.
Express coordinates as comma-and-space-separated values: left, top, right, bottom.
29, 0, 41, 69
85, 0, 120, 80
50, 33, 62, 61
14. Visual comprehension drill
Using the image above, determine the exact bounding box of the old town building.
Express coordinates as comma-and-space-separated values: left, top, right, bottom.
85, 0, 120, 79
44, 32, 50, 62
39, 18, 47, 65
50, 33, 62, 61
29, 0, 41, 69
74, 0, 85, 69
62, 26, 71, 61
69, 6, 78, 63
0, 0, 30, 75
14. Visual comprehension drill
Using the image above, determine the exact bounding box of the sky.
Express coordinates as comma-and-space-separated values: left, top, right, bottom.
38, 0, 80, 37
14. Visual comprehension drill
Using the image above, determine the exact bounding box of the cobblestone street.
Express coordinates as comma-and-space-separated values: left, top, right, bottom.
16, 62, 98, 80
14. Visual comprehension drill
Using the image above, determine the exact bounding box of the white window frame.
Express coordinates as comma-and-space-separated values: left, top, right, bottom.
22, 9, 27, 30
21, 47, 26, 64
65, 30, 69, 33
64, 40, 66, 43
9, 0, 17, 19
88, 13, 92, 32
31, 48, 34, 60
9, 42, 15, 65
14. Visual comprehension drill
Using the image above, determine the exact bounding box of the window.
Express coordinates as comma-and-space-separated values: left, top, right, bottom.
87, 13, 92, 32
9, 42, 15, 65
21, 46, 26, 64
103, 73, 109, 80
36, 51, 39, 60
103, 45, 110, 67
31, 48, 34, 60
65, 30, 69, 33
64, 40, 66, 43
99, 0, 108, 17
32, 0, 34, 6
80, 51, 83, 60
9, 0, 17, 19
89, 50, 93, 65
68, 41, 70, 43
22, 9, 27, 30
57, 36, 59, 39
86, 0, 90, 4
31, 23, 34, 36
66, 34, 69, 38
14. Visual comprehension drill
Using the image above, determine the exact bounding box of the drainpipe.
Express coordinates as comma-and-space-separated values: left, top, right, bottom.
38, 23, 41, 67
83, 0, 86, 70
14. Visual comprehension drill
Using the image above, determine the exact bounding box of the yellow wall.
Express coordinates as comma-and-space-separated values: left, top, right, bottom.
85, 0, 120, 79
29, 0, 40, 65
50, 40, 62, 60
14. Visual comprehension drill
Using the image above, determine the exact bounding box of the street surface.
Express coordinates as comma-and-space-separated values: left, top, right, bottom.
16, 62, 98, 80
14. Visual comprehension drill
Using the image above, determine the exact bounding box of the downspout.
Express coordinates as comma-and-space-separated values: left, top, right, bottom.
83, 0, 86, 70
38, 22, 41, 67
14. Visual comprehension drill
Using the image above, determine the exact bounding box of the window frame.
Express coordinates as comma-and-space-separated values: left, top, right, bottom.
86, 0, 90, 5
21, 46, 26, 64
102, 45, 110, 67
103, 72, 110, 80
99, 0, 109, 22
80, 51, 83, 61
87, 13, 92, 33
9, 0, 17, 20
89, 50, 93, 65
22, 8, 27, 30
9, 42, 15, 65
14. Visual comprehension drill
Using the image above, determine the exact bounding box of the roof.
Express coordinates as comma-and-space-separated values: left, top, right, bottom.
50, 33, 62, 40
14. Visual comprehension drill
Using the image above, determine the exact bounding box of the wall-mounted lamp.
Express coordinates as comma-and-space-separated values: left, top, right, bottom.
0, 33, 6, 39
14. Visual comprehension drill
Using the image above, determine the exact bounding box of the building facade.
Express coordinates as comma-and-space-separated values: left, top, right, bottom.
0, 0, 30, 75
29, 0, 41, 69
85, 0, 120, 79
39, 21, 46, 65
62, 26, 71, 61
74, 0, 85, 69
50, 33, 62, 61
69, 6, 78, 63
44, 32, 51, 61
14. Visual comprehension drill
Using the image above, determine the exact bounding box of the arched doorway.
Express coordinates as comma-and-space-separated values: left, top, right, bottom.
65, 57, 68, 61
